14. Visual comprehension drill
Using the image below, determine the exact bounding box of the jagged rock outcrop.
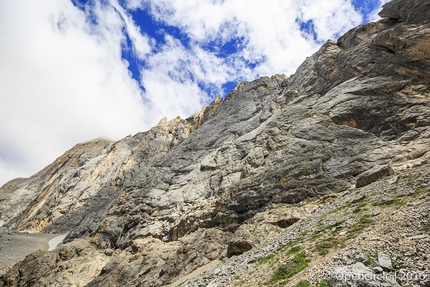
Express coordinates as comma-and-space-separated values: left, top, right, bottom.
1, 0, 430, 286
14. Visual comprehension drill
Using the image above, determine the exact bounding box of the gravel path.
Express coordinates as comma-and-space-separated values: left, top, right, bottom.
0, 232, 59, 274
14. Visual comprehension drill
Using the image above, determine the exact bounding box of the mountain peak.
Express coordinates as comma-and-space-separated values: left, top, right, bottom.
1, 0, 430, 286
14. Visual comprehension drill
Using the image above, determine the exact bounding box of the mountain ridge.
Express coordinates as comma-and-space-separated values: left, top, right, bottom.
1, 0, 430, 286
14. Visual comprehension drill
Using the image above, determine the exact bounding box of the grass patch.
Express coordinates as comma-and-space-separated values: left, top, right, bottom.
346, 214, 374, 239
364, 256, 373, 267
258, 253, 275, 265
277, 238, 303, 252
311, 220, 344, 241
423, 222, 430, 233
295, 280, 311, 287
294, 280, 328, 287
352, 202, 367, 214
372, 198, 404, 208
287, 246, 303, 255
403, 173, 421, 182
343, 202, 353, 208
314, 237, 343, 256
271, 251, 310, 282
416, 187, 430, 195
310, 231, 323, 241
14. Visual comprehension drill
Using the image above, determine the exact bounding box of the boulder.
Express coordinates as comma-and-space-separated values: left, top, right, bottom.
226, 241, 253, 257
356, 165, 395, 188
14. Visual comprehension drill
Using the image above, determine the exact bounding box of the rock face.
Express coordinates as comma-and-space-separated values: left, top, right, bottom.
1, 0, 430, 286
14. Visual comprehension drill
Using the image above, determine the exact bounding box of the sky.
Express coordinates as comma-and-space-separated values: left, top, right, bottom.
0, 0, 390, 186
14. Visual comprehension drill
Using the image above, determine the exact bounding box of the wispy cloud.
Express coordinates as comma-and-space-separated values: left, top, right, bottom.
0, 0, 386, 185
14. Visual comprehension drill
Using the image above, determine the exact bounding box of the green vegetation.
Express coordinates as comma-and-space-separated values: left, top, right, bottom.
310, 220, 344, 241
295, 280, 311, 287
287, 246, 303, 255
347, 214, 374, 239
310, 213, 376, 256
294, 280, 328, 287
403, 173, 421, 181
277, 237, 304, 252
258, 253, 275, 265
352, 202, 367, 214
416, 187, 430, 195
271, 247, 310, 282
314, 236, 343, 256
310, 231, 323, 241
233, 275, 241, 280
364, 256, 373, 267
423, 222, 430, 233
372, 197, 404, 208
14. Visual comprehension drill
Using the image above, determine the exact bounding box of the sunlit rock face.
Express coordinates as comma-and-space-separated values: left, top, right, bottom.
1, 0, 430, 286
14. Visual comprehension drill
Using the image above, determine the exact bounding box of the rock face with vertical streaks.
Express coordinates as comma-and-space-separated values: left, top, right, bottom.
1, 0, 430, 286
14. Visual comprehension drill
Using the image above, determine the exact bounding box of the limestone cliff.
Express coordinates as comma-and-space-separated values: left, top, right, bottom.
1, 0, 430, 286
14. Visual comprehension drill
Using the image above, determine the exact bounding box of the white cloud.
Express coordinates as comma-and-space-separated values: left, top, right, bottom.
140, 0, 362, 77
139, 35, 233, 119
0, 0, 147, 184
0, 0, 387, 185
109, 0, 153, 60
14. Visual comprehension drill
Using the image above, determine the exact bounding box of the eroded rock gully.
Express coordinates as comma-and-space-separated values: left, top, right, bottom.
1, 0, 430, 286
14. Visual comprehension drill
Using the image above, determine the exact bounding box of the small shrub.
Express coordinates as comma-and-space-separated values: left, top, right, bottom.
294, 280, 328, 287
258, 253, 275, 265
423, 222, 430, 233
358, 214, 374, 225
347, 214, 374, 239
352, 202, 367, 214
271, 251, 310, 282
295, 280, 311, 287
314, 237, 340, 256
287, 246, 303, 255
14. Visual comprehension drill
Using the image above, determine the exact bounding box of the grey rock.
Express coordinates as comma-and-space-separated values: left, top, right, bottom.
378, 252, 393, 271
377, 197, 394, 205
388, 175, 399, 184
352, 195, 366, 203
226, 241, 253, 258
368, 281, 382, 287
1, 0, 430, 286
104, 249, 113, 256
356, 165, 395, 188
379, 0, 430, 24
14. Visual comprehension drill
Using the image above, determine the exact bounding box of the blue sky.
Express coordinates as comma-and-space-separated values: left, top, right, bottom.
0, 0, 389, 185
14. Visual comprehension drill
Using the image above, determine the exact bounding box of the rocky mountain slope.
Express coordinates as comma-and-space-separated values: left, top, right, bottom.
1, 0, 429, 286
